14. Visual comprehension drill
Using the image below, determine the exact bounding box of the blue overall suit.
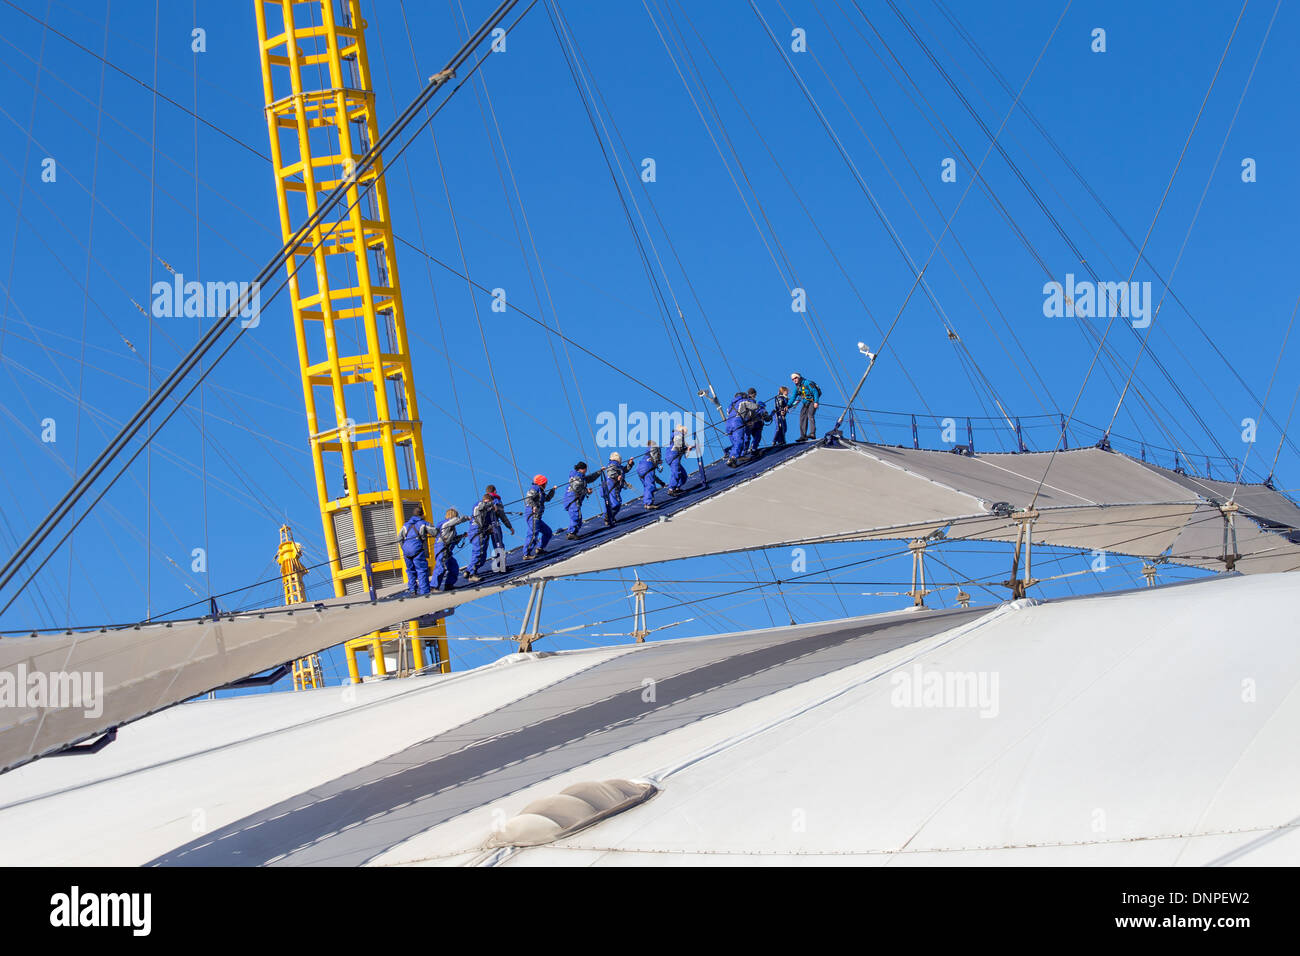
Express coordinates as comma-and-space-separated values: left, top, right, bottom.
469, 495, 512, 577
562, 469, 598, 535
772, 393, 790, 445
725, 394, 746, 462
602, 459, 634, 526
400, 514, 435, 595
666, 433, 690, 491
636, 448, 662, 507
433, 520, 463, 591
525, 485, 554, 555
743, 399, 767, 455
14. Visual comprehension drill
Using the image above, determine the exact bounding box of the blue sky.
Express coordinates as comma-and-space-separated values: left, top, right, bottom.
0, 0, 1295, 682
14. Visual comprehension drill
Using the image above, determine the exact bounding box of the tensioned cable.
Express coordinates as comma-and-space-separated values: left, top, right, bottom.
765, 0, 1070, 434
382, 2, 481, 497
1104, 0, 1279, 437
0, 80, 333, 585
654, 0, 860, 419
145, 0, 159, 620
566, 10, 726, 408
0, 0, 532, 601
1267, 381, 1300, 483
419, 55, 528, 500
64, 4, 110, 620
1025, 0, 1249, 510
1232, 293, 1299, 499
2, 0, 821, 468
771, 0, 1022, 433
0, 0, 267, 164
2, 497, 1222, 635
500, 510, 1227, 637
931, 0, 1300, 467
192, 0, 212, 608
0, 1, 685, 453
544, 0, 703, 435
560, 0, 796, 634
906, 0, 1226, 453
642, 0, 854, 417
834, 0, 1144, 444
667, 1, 932, 434
867, 0, 1240, 468
443, 0, 598, 628
749, 0, 1027, 433
856, 0, 1216, 462
860, 0, 1160, 446
879, 0, 1239, 466
0, 16, 644, 530
0, 0, 52, 359
806, 0, 1058, 420
446, 0, 590, 458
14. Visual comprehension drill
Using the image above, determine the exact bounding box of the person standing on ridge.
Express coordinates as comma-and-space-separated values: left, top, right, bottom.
720, 391, 746, 466
772, 385, 791, 446
523, 474, 555, 559
729, 391, 759, 464
563, 462, 600, 540
665, 424, 694, 495
602, 451, 634, 526
742, 387, 768, 456
433, 507, 467, 591
466, 487, 513, 583
790, 372, 822, 441
399, 504, 435, 596
637, 440, 664, 509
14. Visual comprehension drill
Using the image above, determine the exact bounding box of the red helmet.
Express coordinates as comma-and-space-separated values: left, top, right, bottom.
533, 474, 547, 486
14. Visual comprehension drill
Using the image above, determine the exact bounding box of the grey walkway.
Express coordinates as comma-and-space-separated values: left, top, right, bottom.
150, 606, 986, 866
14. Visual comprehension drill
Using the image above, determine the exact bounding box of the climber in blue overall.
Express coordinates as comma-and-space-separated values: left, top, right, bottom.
637, 441, 664, 510
727, 392, 760, 466
562, 462, 601, 540
524, 474, 555, 559
433, 508, 467, 591
466, 486, 513, 583
602, 452, 635, 527
742, 387, 768, 456
665, 425, 694, 495
399, 504, 435, 596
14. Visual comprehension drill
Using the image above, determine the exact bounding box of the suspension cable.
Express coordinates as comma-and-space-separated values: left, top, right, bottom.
0, 0, 532, 601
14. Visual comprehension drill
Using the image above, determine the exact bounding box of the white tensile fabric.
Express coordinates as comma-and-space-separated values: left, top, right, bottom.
0, 586, 500, 774
526, 444, 1300, 578
3, 441, 1296, 774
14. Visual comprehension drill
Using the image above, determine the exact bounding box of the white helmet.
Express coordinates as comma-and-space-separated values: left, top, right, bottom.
609, 451, 622, 462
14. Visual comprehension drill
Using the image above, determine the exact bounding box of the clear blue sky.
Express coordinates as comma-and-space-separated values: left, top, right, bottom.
0, 0, 1295, 683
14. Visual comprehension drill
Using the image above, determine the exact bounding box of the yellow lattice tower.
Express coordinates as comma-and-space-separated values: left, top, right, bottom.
276, 524, 324, 690
255, 0, 449, 681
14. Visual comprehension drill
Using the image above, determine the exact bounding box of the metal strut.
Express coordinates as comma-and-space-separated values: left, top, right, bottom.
1003, 509, 1040, 600
631, 578, 650, 642
1219, 501, 1242, 572
907, 539, 932, 608
517, 579, 548, 653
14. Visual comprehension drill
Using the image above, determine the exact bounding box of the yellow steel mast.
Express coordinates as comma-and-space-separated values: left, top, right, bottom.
255, 0, 449, 680
275, 524, 325, 690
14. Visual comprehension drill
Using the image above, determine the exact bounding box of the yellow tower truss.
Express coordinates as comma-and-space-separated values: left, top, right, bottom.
255, 0, 449, 679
